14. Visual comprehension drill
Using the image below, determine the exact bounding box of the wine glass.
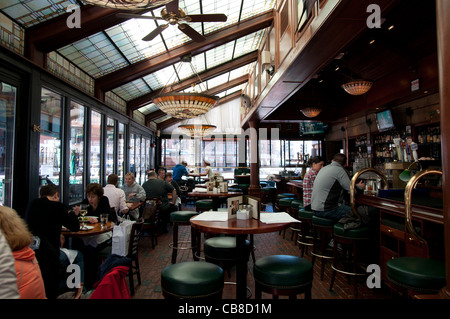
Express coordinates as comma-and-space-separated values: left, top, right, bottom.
79, 204, 88, 230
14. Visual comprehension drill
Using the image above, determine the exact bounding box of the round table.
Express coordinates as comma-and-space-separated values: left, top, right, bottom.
187, 191, 243, 211
62, 221, 114, 237
190, 216, 290, 299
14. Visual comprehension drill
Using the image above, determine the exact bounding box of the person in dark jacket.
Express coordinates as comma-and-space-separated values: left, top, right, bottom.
26, 184, 83, 298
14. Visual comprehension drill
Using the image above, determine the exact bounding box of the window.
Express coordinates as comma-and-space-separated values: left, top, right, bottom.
0, 81, 16, 206
40, 88, 61, 187
118, 122, 125, 185
105, 117, 115, 180
69, 101, 85, 205
90, 110, 101, 183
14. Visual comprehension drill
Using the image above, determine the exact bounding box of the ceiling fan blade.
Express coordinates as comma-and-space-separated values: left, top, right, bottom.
178, 23, 206, 42
142, 24, 169, 41
165, 0, 180, 16
116, 13, 165, 20
185, 14, 228, 23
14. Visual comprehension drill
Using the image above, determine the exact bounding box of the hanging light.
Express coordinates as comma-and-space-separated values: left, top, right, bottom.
152, 55, 219, 119
178, 124, 217, 137
83, 0, 170, 10
341, 80, 373, 95
153, 93, 219, 119
300, 107, 322, 118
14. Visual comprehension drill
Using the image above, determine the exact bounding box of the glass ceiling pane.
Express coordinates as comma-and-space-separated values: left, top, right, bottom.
111, 78, 151, 101
142, 64, 177, 91
205, 41, 235, 69
241, 0, 276, 20
0, 0, 78, 28
137, 103, 159, 114
58, 33, 129, 78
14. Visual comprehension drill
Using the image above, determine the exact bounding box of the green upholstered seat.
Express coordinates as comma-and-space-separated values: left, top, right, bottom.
333, 223, 371, 239
277, 193, 296, 199
204, 236, 250, 261
298, 208, 313, 219
291, 199, 303, 209
196, 199, 213, 208
386, 257, 446, 293
262, 186, 276, 192
278, 197, 294, 207
312, 215, 335, 227
170, 210, 198, 223
253, 255, 313, 288
161, 261, 224, 299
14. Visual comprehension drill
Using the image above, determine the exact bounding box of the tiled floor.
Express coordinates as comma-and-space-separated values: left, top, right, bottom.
131, 203, 392, 300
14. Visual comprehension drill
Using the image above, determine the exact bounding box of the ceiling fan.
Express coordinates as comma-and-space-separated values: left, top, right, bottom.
116, 0, 227, 42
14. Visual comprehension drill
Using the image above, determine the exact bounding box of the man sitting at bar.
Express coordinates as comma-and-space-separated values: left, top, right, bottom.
311, 153, 364, 221
103, 174, 129, 219
172, 161, 192, 186
142, 171, 178, 233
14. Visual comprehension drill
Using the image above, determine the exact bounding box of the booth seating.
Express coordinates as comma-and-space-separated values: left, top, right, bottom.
329, 222, 371, 298
253, 255, 313, 299
311, 215, 335, 280
161, 261, 224, 299
169, 210, 198, 264
196, 199, 214, 213
296, 208, 314, 257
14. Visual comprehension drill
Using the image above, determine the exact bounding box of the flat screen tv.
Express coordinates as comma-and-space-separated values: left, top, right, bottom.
299, 122, 325, 135
376, 109, 395, 132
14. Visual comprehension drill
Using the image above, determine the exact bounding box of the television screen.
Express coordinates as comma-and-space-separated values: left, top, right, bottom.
376, 109, 395, 132
299, 122, 325, 135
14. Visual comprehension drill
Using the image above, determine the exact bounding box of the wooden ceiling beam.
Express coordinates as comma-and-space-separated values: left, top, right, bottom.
127, 50, 257, 112
96, 11, 274, 94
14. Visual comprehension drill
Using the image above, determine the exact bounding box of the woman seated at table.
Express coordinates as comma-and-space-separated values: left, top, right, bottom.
72, 183, 114, 289
200, 160, 214, 181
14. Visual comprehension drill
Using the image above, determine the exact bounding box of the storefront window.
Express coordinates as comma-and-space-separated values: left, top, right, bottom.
69, 101, 85, 205
135, 136, 141, 184
0, 81, 16, 206
90, 110, 101, 183
40, 88, 61, 187
106, 117, 115, 180
129, 133, 135, 176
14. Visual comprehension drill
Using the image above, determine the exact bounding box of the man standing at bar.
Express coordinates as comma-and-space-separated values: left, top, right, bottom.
311, 153, 364, 221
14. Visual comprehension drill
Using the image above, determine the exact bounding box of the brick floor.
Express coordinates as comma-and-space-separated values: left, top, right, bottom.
131, 204, 392, 300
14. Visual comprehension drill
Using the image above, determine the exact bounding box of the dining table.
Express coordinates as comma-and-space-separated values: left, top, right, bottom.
190, 211, 297, 299
62, 220, 115, 249
187, 191, 243, 211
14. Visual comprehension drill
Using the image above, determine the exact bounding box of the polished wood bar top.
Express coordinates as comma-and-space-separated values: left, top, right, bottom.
61, 221, 114, 237
190, 215, 290, 235
286, 180, 303, 188
355, 194, 443, 224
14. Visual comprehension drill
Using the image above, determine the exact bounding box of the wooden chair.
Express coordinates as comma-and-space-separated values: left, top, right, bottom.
141, 198, 161, 249
127, 219, 144, 296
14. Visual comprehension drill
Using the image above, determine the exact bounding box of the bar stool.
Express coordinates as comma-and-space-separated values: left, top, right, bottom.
296, 208, 313, 257
329, 222, 371, 298
253, 255, 313, 299
196, 199, 213, 213
169, 210, 198, 264
289, 199, 303, 242
276, 193, 296, 212
161, 261, 224, 299
311, 215, 335, 280
261, 186, 276, 208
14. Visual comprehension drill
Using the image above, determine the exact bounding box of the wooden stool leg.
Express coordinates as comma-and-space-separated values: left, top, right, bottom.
171, 223, 179, 264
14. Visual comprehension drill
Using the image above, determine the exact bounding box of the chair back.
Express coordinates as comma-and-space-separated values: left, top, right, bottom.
142, 198, 161, 220
127, 220, 144, 258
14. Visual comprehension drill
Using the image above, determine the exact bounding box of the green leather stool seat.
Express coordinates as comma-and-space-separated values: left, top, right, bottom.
260, 182, 267, 188
262, 186, 276, 192
204, 236, 250, 261
312, 215, 335, 227
196, 199, 214, 208
228, 188, 241, 192
238, 184, 250, 189
291, 199, 303, 209
279, 197, 294, 207
161, 261, 224, 299
386, 257, 446, 293
298, 208, 313, 219
333, 223, 371, 239
277, 193, 296, 199
170, 210, 198, 223
253, 255, 313, 299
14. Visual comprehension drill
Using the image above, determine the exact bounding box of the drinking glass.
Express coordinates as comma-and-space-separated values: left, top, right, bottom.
79, 204, 88, 229
100, 213, 109, 228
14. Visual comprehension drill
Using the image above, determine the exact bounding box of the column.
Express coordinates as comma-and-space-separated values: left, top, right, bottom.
248, 120, 261, 199
437, 0, 450, 299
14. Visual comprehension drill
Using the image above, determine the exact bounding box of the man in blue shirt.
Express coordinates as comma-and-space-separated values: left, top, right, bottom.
172, 161, 191, 183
